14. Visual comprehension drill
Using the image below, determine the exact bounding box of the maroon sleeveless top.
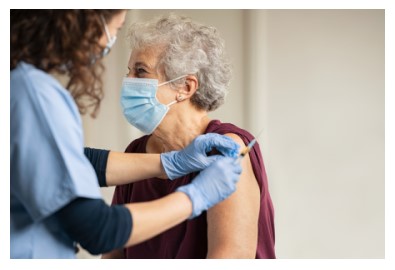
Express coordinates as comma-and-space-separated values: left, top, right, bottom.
112, 120, 276, 258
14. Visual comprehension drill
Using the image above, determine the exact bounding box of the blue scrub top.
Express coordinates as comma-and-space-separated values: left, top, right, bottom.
10, 62, 102, 258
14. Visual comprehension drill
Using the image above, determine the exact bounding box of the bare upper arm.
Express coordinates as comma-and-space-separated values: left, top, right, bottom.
101, 248, 124, 259
206, 133, 260, 258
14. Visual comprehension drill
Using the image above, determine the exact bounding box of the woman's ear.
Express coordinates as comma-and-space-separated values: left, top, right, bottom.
179, 75, 198, 98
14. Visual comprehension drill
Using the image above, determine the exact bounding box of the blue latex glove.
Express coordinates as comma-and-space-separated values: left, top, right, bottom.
176, 157, 242, 219
160, 133, 240, 180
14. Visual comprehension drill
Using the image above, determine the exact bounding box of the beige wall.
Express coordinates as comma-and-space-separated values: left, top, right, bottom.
81, 10, 384, 259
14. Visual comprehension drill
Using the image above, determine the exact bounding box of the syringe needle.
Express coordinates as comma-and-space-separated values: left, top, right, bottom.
237, 128, 264, 162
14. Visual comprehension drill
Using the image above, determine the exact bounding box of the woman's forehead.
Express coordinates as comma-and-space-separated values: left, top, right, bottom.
130, 47, 160, 63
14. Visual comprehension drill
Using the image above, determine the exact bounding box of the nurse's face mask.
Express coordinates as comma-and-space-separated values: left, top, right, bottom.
100, 15, 117, 57
120, 75, 187, 134
90, 15, 117, 64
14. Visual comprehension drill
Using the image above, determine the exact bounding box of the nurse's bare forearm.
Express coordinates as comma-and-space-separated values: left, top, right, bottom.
105, 151, 167, 186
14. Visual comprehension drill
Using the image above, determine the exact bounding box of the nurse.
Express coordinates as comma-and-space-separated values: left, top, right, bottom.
10, 10, 242, 258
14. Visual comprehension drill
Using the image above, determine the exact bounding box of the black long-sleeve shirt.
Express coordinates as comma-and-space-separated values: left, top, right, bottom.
54, 148, 132, 255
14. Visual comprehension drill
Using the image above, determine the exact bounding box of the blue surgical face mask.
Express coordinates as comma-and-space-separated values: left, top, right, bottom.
120, 75, 187, 134
89, 16, 117, 65
100, 15, 117, 57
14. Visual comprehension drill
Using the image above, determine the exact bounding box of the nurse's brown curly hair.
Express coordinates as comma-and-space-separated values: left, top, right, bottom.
10, 9, 124, 117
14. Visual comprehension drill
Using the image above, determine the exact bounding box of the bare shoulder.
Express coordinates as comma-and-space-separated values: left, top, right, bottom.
206, 132, 260, 258
223, 133, 246, 149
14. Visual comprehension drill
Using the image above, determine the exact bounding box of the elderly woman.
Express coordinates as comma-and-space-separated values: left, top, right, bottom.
103, 14, 275, 259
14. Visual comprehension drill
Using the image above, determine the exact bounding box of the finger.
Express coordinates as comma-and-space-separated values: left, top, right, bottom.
205, 155, 220, 165
216, 146, 239, 158
221, 157, 242, 175
203, 133, 240, 155
234, 164, 242, 174
216, 156, 237, 170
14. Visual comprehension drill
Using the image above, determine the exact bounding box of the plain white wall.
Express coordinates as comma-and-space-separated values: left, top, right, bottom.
80, 9, 384, 259
262, 10, 384, 258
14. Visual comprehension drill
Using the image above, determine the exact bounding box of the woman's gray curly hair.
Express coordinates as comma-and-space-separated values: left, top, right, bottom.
128, 14, 231, 112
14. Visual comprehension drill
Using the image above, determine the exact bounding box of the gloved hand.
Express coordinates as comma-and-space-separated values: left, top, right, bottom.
176, 157, 242, 218
160, 133, 240, 180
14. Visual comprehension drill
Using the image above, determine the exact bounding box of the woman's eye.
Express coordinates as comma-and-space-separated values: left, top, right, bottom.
134, 67, 148, 77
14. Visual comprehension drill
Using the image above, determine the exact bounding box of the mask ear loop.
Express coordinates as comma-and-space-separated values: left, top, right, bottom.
100, 15, 117, 57
100, 15, 113, 45
158, 75, 188, 87
160, 75, 188, 107
166, 100, 178, 107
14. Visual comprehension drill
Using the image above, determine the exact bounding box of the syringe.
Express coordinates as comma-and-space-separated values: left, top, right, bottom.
237, 128, 264, 161
238, 139, 257, 160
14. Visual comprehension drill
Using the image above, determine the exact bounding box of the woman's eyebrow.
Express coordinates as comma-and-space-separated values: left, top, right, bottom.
134, 61, 151, 69
127, 63, 146, 71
